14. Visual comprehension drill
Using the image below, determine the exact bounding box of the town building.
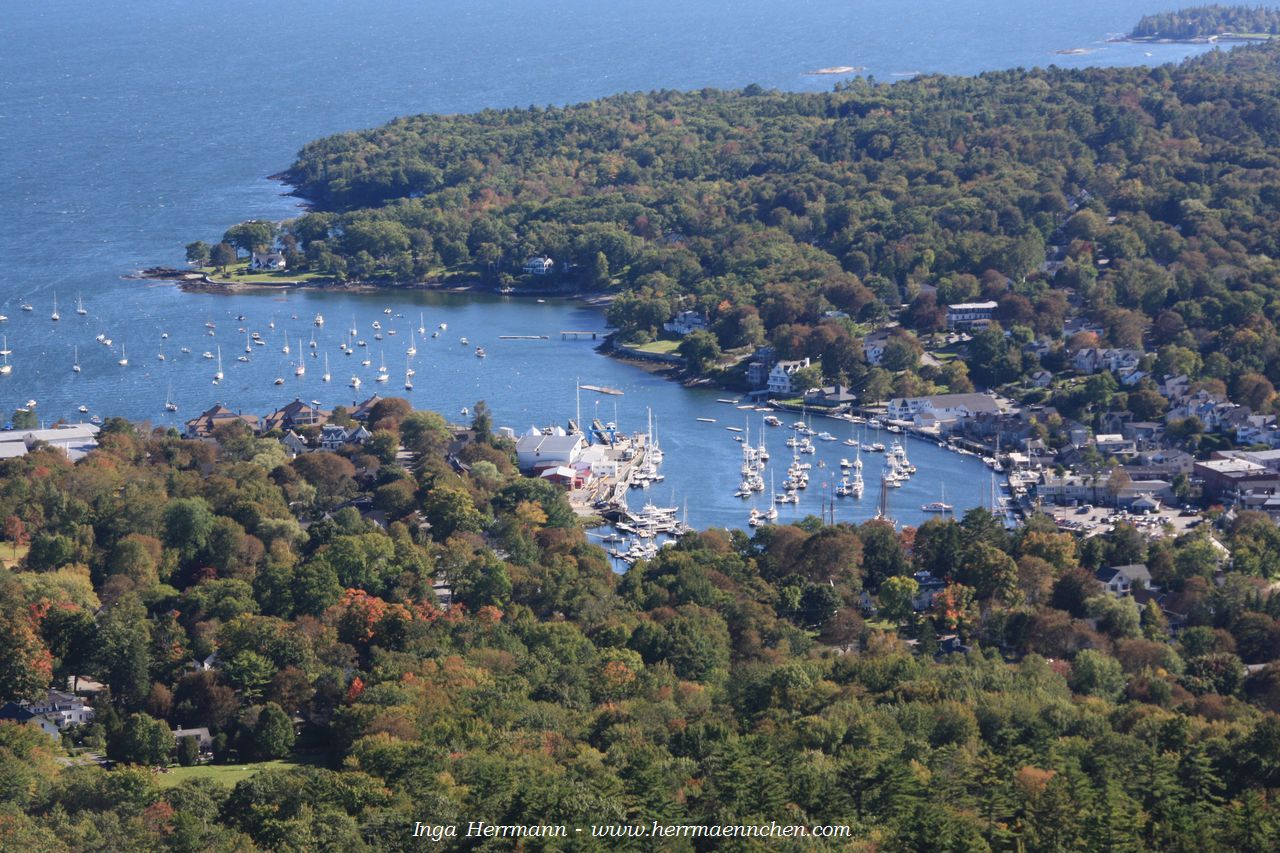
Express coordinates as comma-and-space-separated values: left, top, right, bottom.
945, 301, 997, 330
1071, 347, 1143, 374
349, 395, 386, 422
1194, 456, 1280, 498
261, 398, 331, 433
886, 393, 1001, 425
0, 424, 99, 461
804, 385, 856, 411
184, 405, 262, 439
515, 427, 585, 472
318, 423, 371, 451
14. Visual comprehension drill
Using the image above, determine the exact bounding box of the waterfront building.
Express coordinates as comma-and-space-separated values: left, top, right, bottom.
523, 256, 554, 275
766, 358, 810, 395
261, 398, 331, 432
516, 427, 585, 472
886, 392, 1001, 425
250, 250, 286, 270
184, 405, 261, 439
0, 424, 99, 461
662, 310, 709, 336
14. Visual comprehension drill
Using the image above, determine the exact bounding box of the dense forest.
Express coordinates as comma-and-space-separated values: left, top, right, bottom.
1130, 5, 1280, 40
198, 41, 1280, 413
2, 401, 1280, 849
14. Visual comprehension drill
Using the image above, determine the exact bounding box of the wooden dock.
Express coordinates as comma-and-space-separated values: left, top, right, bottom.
561, 330, 604, 340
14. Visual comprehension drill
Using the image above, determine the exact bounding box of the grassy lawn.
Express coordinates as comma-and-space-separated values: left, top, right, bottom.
155, 756, 323, 788
0, 543, 28, 569
631, 339, 681, 355
199, 262, 330, 285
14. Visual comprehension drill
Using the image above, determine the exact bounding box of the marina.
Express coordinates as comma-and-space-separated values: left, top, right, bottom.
0, 288, 1002, 548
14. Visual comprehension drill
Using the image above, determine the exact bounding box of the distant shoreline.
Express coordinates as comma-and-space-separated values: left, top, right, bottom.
1110, 33, 1275, 45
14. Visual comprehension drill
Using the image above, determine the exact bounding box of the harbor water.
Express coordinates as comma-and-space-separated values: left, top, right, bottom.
1, 0, 1225, 534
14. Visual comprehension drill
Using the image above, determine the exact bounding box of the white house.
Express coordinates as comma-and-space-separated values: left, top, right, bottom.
523, 256, 554, 275
1095, 564, 1153, 597
885, 393, 1000, 423
250, 250, 286, 271
663, 310, 709, 336
946, 301, 998, 330
767, 358, 810, 396
1072, 347, 1142, 374
319, 423, 370, 451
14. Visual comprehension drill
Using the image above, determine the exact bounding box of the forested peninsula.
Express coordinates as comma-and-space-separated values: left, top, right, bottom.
1128, 5, 1280, 41
197, 41, 1280, 405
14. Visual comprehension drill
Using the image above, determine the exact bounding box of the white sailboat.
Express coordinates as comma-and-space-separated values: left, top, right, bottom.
309, 328, 317, 349
404, 356, 414, 390
294, 339, 306, 376
72, 346, 80, 373
406, 330, 416, 356
281, 332, 290, 354
322, 353, 331, 382
922, 484, 953, 513
75, 294, 87, 316
164, 382, 177, 412
0, 336, 11, 375
418, 313, 426, 335
213, 346, 224, 382
350, 375, 361, 388
51, 294, 59, 322
117, 343, 127, 366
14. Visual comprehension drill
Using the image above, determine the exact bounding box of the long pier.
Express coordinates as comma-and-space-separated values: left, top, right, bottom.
561, 330, 605, 340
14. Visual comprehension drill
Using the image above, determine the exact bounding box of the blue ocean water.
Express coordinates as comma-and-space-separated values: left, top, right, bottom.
0, 0, 1233, 531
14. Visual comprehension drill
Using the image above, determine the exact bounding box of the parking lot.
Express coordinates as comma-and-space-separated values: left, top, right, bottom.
1047, 504, 1205, 539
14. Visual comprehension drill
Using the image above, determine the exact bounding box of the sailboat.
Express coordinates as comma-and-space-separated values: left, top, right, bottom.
404, 356, 414, 390
117, 343, 127, 366
281, 332, 290, 355
294, 339, 306, 376
164, 382, 177, 412
75, 294, 87, 316
922, 483, 954, 513
406, 330, 416, 356
375, 349, 389, 382
51, 294, 59, 322
0, 336, 11, 375
321, 353, 331, 382
72, 346, 80, 373
309, 328, 317, 349
418, 313, 426, 335
213, 346, 224, 382
350, 375, 361, 388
